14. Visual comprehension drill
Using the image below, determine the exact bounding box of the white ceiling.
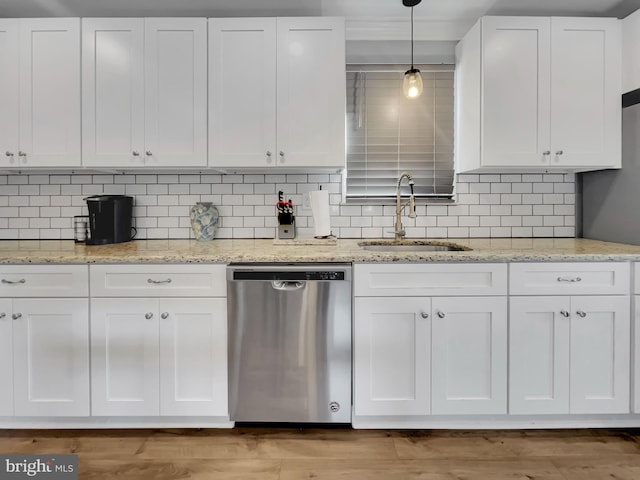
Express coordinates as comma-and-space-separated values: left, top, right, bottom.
2, 0, 640, 41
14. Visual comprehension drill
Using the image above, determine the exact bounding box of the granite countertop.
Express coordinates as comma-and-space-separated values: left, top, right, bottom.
2, 237, 640, 264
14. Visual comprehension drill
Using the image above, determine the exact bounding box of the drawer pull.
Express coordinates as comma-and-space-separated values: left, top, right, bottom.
12, 313, 22, 320
161, 312, 169, 319
2, 278, 26, 285
436, 311, 445, 319
560, 310, 570, 318
145, 312, 154, 320
0, 313, 5, 319
147, 278, 172, 285
576, 310, 587, 318
420, 312, 429, 319
557, 276, 581, 283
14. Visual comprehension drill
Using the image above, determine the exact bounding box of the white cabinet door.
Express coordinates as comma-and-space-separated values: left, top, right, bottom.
91, 298, 159, 416
144, 18, 207, 168
209, 18, 277, 168
13, 298, 89, 417
480, 16, 551, 168
0, 300, 13, 416
354, 297, 431, 416
551, 18, 621, 168
635, 296, 640, 413
159, 298, 228, 416
431, 296, 507, 415
509, 296, 570, 414
622, 9, 640, 93
0, 19, 20, 168
276, 17, 345, 169
570, 295, 630, 414
82, 18, 145, 168
19, 18, 81, 167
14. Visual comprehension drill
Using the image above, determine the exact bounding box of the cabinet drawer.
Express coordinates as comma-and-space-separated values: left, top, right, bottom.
90, 264, 226, 297
510, 262, 630, 295
0, 265, 88, 297
354, 263, 507, 297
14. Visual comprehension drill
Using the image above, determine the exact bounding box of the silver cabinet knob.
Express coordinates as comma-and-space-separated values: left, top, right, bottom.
542, 150, 551, 156
436, 311, 445, 319
132, 151, 140, 156
279, 151, 285, 157
5, 151, 14, 157
266, 151, 272, 157
160, 312, 169, 319
576, 310, 587, 318
145, 312, 153, 320
420, 312, 429, 319
556, 150, 564, 155
0, 313, 6, 319
560, 310, 570, 318
12, 313, 22, 320
145, 151, 152, 156
18, 151, 26, 157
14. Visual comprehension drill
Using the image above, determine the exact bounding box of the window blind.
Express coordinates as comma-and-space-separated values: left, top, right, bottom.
346, 65, 455, 199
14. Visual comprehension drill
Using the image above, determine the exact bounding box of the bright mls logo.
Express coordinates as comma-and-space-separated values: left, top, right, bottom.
0, 455, 77, 479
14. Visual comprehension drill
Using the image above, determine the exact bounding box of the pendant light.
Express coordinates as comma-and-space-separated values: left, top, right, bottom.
402, 0, 423, 99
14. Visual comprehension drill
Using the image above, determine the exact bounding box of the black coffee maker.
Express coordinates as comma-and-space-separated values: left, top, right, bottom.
85, 195, 135, 245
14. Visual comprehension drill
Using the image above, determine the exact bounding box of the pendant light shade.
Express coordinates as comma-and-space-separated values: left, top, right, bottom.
402, 0, 423, 99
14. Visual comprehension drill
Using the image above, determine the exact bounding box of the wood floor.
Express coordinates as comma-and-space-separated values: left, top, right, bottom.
2, 427, 640, 479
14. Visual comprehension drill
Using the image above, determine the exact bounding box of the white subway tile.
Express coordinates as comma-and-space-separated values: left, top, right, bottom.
458, 216, 480, 227
533, 227, 554, 237
490, 227, 511, 237
491, 183, 511, 193
447, 204, 469, 216
157, 195, 180, 206
169, 228, 191, 238
135, 195, 158, 206
437, 216, 458, 227
405, 227, 427, 237
147, 206, 169, 217
543, 193, 564, 204
29, 218, 50, 229
40, 229, 61, 239
168, 184, 190, 195
51, 217, 70, 228
255, 183, 276, 194
19, 207, 39, 217
124, 184, 147, 195
244, 216, 264, 228
523, 216, 543, 227
2, 186, 19, 195
469, 205, 491, 216
147, 228, 169, 238
178, 195, 200, 206
426, 227, 448, 238
522, 194, 543, 204
29, 175, 51, 185
233, 183, 254, 194
512, 183, 533, 194
457, 174, 479, 183
469, 227, 491, 238
554, 182, 575, 194
479, 194, 501, 204
455, 182, 469, 194
565, 216, 576, 227
447, 227, 469, 237
360, 227, 383, 238
179, 174, 201, 184
8, 176, 28, 185
480, 216, 500, 227
244, 174, 265, 183
114, 175, 135, 184
373, 216, 394, 227
554, 226, 575, 237
500, 194, 522, 205
522, 174, 543, 183
158, 217, 179, 228
512, 227, 533, 237
456, 193, 479, 205
469, 183, 490, 194
501, 174, 522, 183
40, 185, 61, 195
543, 174, 565, 182
137, 217, 158, 228
533, 205, 554, 216
190, 184, 211, 195
200, 194, 222, 204
40, 207, 61, 217
19, 185, 39, 195
564, 194, 576, 204
533, 183, 554, 194
254, 227, 275, 238
351, 216, 372, 227
339, 227, 361, 238
233, 206, 254, 217
9, 196, 28, 207
158, 174, 179, 184
415, 216, 437, 227
362, 205, 383, 216
543, 216, 564, 226
490, 205, 511, 216
243, 194, 266, 206
554, 204, 575, 215
308, 174, 330, 183
479, 174, 501, 183
201, 174, 222, 184
135, 174, 157, 184
286, 174, 307, 183
49, 175, 70, 185
9, 218, 28, 228
501, 216, 522, 227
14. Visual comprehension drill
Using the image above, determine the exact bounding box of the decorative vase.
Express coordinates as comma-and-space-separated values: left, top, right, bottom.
190, 202, 219, 241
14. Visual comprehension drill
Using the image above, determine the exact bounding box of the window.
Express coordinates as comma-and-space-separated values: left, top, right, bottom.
345, 65, 455, 201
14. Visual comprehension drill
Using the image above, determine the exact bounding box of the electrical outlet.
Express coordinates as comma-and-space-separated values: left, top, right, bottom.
302, 191, 312, 211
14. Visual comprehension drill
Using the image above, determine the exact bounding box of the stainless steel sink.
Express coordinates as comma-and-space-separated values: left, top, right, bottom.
358, 241, 471, 252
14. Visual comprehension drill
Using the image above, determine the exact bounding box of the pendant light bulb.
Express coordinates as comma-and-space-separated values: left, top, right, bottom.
402, 0, 423, 99
403, 68, 423, 98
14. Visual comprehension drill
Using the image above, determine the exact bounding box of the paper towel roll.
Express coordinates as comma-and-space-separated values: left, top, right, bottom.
310, 190, 331, 238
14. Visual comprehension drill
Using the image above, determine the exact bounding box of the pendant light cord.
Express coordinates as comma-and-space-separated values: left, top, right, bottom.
410, 6, 414, 69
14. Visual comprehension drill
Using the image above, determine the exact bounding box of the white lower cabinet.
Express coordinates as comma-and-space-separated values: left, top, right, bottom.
510, 295, 630, 414
354, 297, 431, 416
0, 299, 13, 416
354, 263, 508, 419
91, 297, 227, 417
431, 296, 507, 415
3, 299, 89, 417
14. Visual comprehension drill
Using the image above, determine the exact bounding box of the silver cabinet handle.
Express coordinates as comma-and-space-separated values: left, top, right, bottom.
279, 151, 285, 157
12, 313, 22, 320
542, 150, 551, 156
18, 151, 26, 157
132, 151, 140, 156
266, 151, 272, 157
557, 276, 581, 283
2, 278, 26, 285
161, 312, 169, 319
145, 151, 152, 156
556, 150, 564, 155
436, 311, 445, 319
145, 312, 153, 320
5, 151, 14, 157
576, 310, 587, 318
147, 278, 172, 284
560, 310, 570, 318
420, 312, 429, 319
0, 313, 5, 319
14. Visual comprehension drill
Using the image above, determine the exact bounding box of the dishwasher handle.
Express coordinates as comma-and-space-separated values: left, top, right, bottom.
272, 280, 306, 291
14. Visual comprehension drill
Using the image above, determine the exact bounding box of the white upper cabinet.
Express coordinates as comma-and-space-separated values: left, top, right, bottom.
0, 18, 80, 168
622, 8, 640, 93
82, 18, 207, 168
209, 17, 346, 170
456, 16, 621, 173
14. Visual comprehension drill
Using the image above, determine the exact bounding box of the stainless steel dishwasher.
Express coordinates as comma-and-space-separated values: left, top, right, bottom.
227, 264, 352, 423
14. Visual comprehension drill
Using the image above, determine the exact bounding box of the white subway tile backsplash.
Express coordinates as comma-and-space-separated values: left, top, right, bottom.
0, 172, 576, 240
